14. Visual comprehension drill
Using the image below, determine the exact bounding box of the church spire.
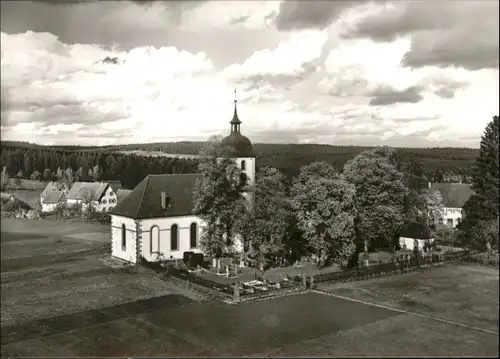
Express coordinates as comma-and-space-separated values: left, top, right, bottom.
230, 88, 241, 133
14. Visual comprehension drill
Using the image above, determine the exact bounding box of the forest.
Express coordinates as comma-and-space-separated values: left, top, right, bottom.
0, 140, 478, 190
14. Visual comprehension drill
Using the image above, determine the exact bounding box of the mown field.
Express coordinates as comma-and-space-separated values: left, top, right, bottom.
1, 218, 498, 357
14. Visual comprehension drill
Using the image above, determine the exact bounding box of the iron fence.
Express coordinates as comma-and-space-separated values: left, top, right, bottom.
313, 250, 470, 284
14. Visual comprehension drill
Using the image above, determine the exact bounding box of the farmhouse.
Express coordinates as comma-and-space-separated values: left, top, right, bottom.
109, 97, 255, 264
429, 182, 473, 228
399, 222, 435, 252
40, 181, 69, 212
41, 191, 66, 213
66, 181, 117, 213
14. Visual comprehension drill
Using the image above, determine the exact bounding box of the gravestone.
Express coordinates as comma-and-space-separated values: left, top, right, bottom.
233, 281, 240, 302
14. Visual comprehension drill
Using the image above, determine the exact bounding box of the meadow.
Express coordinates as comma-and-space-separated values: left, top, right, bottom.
1, 218, 498, 357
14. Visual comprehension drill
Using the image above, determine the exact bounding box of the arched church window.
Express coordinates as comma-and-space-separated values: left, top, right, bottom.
121, 223, 126, 250
241, 160, 246, 171
150, 225, 160, 253
190, 223, 197, 249
171, 224, 178, 251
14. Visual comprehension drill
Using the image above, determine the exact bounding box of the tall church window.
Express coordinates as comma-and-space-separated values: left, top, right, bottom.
150, 225, 160, 253
241, 160, 246, 171
121, 223, 126, 250
190, 223, 197, 249
171, 224, 178, 251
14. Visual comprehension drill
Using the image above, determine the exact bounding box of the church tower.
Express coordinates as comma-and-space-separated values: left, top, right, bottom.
221, 90, 255, 204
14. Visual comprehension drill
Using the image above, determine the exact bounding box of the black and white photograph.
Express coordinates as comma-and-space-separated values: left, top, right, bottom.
0, 0, 499, 357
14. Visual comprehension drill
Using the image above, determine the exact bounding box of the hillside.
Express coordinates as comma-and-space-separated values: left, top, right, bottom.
1, 140, 479, 186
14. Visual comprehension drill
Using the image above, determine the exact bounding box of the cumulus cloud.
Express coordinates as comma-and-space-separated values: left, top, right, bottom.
225, 30, 327, 92
345, 1, 499, 70
274, 0, 376, 30
368, 86, 423, 106
1, 1, 499, 148
318, 37, 470, 101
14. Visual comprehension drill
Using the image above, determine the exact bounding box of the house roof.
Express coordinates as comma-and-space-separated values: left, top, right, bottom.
1, 198, 32, 212
109, 174, 201, 219
116, 189, 132, 203
41, 181, 66, 198
430, 183, 474, 208
400, 222, 433, 239
66, 182, 109, 201
108, 180, 123, 192
42, 191, 65, 204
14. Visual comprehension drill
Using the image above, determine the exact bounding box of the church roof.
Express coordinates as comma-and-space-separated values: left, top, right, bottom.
430, 182, 473, 208
108, 173, 201, 219
221, 132, 254, 158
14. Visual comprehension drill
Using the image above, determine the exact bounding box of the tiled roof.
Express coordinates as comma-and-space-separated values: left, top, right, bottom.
42, 191, 65, 204
66, 182, 109, 201
430, 183, 474, 208
41, 181, 67, 199
109, 174, 201, 219
108, 180, 123, 192
116, 189, 132, 203
400, 222, 433, 239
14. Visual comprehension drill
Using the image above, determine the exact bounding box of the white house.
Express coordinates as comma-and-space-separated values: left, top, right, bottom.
429, 182, 473, 228
66, 182, 117, 212
41, 191, 66, 212
109, 96, 254, 264
399, 222, 435, 252
40, 181, 68, 203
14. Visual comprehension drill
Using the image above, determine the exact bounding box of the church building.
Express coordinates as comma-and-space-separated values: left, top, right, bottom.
108, 95, 255, 264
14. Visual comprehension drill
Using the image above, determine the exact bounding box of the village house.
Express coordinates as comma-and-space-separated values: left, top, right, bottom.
429, 182, 474, 228
41, 191, 66, 213
399, 222, 435, 252
109, 96, 255, 264
40, 181, 69, 213
66, 181, 117, 213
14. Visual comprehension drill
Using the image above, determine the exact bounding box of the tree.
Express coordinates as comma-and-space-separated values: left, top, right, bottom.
64, 167, 74, 187
192, 136, 247, 270
295, 161, 338, 184
43, 168, 52, 181
1, 166, 9, 189
56, 167, 63, 180
92, 165, 103, 181
458, 116, 499, 250
342, 149, 407, 258
236, 166, 289, 271
421, 189, 444, 235
291, 162, 356, 268
30, 170, 41, 181
470, 115, 499, 220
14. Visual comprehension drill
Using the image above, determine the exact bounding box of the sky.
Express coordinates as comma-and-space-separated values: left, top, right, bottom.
0, 0, 498, 148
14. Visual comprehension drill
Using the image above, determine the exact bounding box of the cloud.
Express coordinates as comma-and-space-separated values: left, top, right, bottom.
1, 2, 499, 149
346, 1, 499, 70
274, 0, 376, 30
318, 37, 470, 101
225, 30, 326, 92
368, 86, 423, 106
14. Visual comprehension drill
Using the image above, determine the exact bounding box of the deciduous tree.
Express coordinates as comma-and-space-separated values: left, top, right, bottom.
192, 136, 247, 270
342, 149, 407, 258
236, 166, 289, 271
291, 163, 356, 268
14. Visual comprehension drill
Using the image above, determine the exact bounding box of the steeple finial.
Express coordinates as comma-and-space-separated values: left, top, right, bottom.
230, 88, 241, 132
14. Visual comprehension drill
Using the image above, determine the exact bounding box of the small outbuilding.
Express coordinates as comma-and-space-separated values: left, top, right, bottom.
399, 222, 435, 252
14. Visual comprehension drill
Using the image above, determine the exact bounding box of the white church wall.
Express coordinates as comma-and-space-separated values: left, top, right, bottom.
111, 215, 138, 263
140, 215, 206, 261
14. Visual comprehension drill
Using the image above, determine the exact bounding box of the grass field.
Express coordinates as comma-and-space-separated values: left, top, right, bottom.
318, 264, 499, 333
0, 218, 204, 327
1, 218, 498, 357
